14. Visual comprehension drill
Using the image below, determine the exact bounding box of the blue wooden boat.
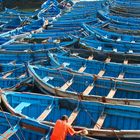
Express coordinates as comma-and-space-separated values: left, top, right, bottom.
53, 17, 97, 26
30, 26, 86, 39
81, 24, 140, 54
83, 24, 140, 45
28, 64, 140, 106
30, 28, 89, 39
0, 0, 60, 21
45, 0, 102, 27
0, 63, 30, 90
80, 35, 140, 54
0, 11, 23, 20
0, 110, 90, 139
3, 7, 42, 19
109, 3, 140, 19
59, 0, 74, 9
0, 111, 52, 140
0, 19, 44, 38
0, 17, 23, 34
1, 0, 61, 19
2, 91, 140, 139
41, 0, 58, 9
48, 51, 140, 81
0, 77, 28, 89
102, 22, 140, 35
58, 1, 102, 20
60, 11, 96, 20
0, 63, 23, 73
38, 4, 60, 20
0, 36, 78, 52
0, 63, 26, 78
0, 50, 49, 64
41, 26, 82, 33
97, 9, 140, 26
27, 4, 95, 39
0, 64, 29, 89
114, 0, 140, 8
109, 5, 140, 18
0, 37, 12, 45
0, 36, 75, 73
62, 48, 140, 65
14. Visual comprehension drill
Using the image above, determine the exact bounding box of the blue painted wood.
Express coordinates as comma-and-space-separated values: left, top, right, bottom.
83, 24, 140, 44
97, 9, 140, 26
0, 19, 44, 38
48, 52, 140, 80
3, 91, 140, 139
28, 64, 140, 101
0, 36, 78, 52
1, 99, 97, 140
15, 102, 31, 113
0, 125, 19, 140
62, 47, 140, 65
81, 24, 140, 54
114, 0, 140, 8
0, 111, 51, 140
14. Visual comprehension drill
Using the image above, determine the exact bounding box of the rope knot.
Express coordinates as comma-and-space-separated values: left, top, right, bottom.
78, 93, 84, 100
93, 74, 99, 81
101, 96, 106, 103
124, 99, 130, 105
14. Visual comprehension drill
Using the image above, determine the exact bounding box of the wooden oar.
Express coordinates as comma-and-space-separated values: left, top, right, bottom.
37, 105, 54, 121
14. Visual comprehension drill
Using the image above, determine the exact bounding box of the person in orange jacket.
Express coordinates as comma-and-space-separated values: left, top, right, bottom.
50, 115, 87, 140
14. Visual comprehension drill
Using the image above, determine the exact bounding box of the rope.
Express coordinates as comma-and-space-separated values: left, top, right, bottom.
54, 69, 120, 140
19, 127, 26, 140
0, 90, 25, 140
0, 105, 21, 140
80, 102, 120, 140
14, 117, 26, 140
111, 128, 121, 140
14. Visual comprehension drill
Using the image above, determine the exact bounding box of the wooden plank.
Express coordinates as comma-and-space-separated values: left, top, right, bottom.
78, 66, 86, 73
43, 77, 53, 83
87, 55, 94, 60
82, 69, 105, 95
60, 65, 87, 91
37, 106, 54, 121
15, 102, 31, 113
71, 53, 79, 57
60, 80, 73, 91
105, 57, 111, 63
82, 85, 94, 95
106, 89, 117, 98
0, 125, 19, 140
68, 109, 80, 125
94, 67, 124, 130
123, 59, 128, 64
97, 46, 102, 50
107, 71, 124, 98
2, 72, 13, 79
93, 114, 106, 130
18, 73, 26, 78
113, 48, 117, 52
98, 70, 105, 77
128, 50, 133, 53
9, 61, 16, 65
118, 72, 124, 79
